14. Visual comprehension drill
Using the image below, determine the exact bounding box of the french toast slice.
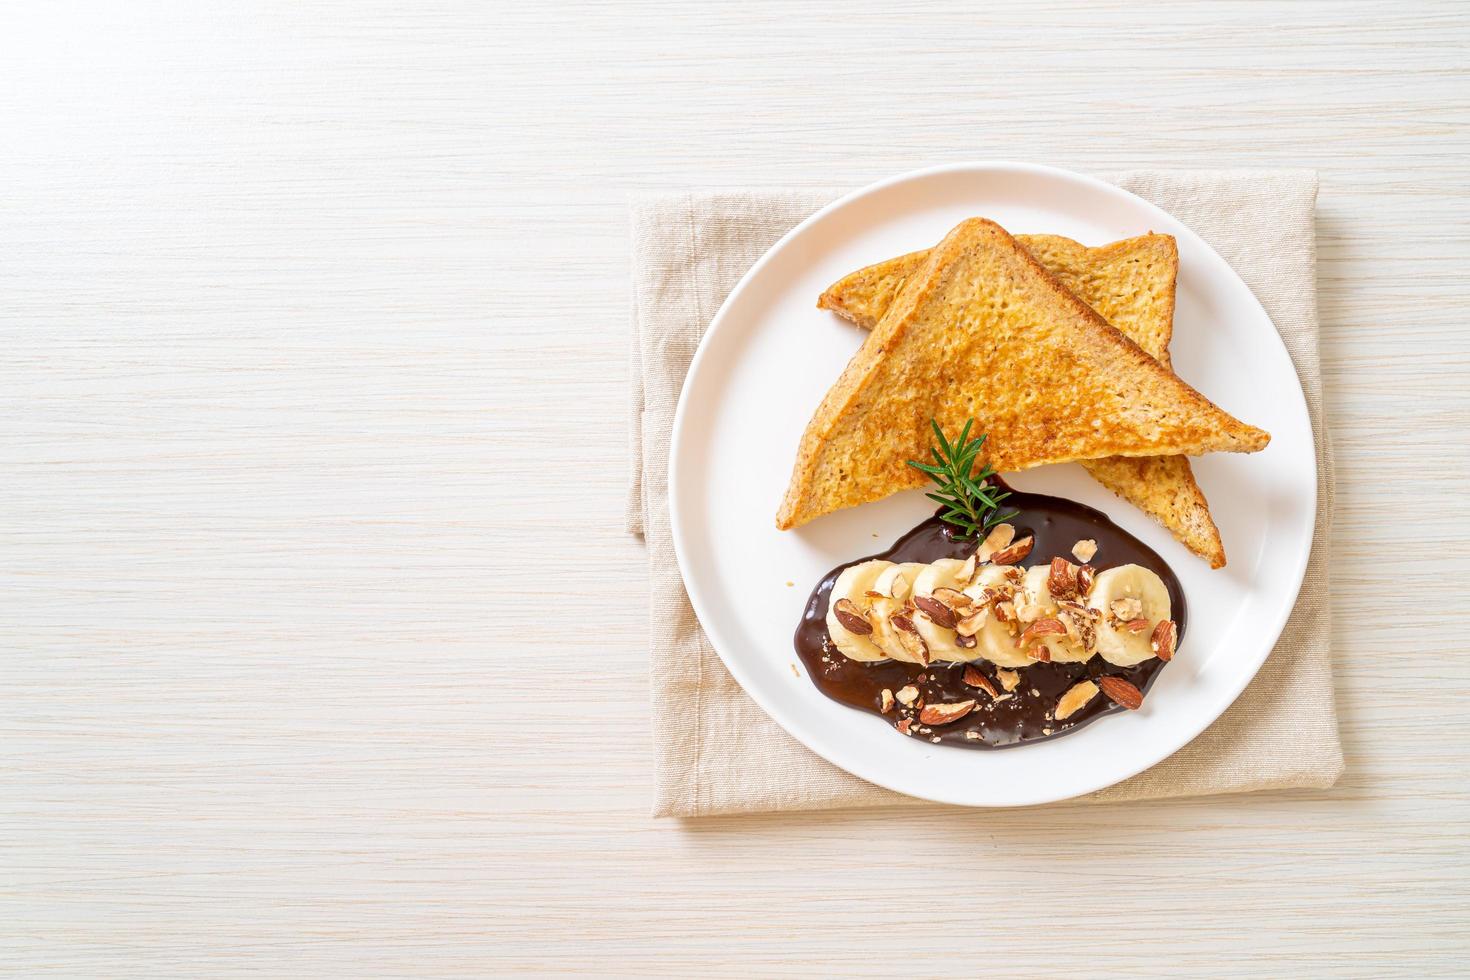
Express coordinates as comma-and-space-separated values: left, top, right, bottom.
820, 234, 1178, 364
820, 233, 1228, 567
776, 218, 1269, 536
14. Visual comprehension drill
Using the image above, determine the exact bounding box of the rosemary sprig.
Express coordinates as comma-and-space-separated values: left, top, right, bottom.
906, 418, 1017, 539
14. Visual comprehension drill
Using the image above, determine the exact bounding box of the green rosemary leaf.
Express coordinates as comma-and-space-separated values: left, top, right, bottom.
905, 417, 1015, 539
930, 418, 952, 459
959, 473, 989, 499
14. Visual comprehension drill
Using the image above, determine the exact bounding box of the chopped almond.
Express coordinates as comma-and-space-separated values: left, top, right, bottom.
961, 666, 999, 698
955, 608, 989, 637
919, 700, 976, 726
1110, 597, 1144, 622
913, 595, 957, 629
1020, 617, 1066, 645
832, 598, 872, 635
988, 535, 1034, 565
1047, 557, 1079, 600
1152, 620, 1178, 661
976, 523, 1016, 563
1055, 680, 1100, 720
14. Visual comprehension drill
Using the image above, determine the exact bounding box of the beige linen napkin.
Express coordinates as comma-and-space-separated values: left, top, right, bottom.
628, 171, 1342, 817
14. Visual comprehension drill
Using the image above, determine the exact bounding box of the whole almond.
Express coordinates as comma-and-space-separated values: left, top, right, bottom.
919, 699, 976, 726
1098, 676, 1144, 710
913, 595, 957, 629
988, 535, 1034, 565
832, 598, 872, 635
1152, 619, 1178, 661
961, 666, 999, 698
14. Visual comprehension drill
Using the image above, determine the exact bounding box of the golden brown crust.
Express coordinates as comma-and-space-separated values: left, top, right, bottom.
816, 231, 1224, 567
1082, 455, 1226, 568
778, 219, 1268, 537
820, 233, 1179, 360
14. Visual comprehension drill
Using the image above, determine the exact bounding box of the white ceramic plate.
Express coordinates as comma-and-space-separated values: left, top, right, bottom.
668, 163, 1315, 807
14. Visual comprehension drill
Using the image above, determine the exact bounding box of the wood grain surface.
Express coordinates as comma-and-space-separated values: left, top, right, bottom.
2, 1, 1468, 976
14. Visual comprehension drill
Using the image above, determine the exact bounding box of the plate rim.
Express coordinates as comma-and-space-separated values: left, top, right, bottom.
667, 161, 1317, 807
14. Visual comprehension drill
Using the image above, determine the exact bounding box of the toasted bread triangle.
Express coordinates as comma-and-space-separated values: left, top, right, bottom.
776, 218, 1269, 532
819, 232, 1229, 567
821, 234, 1179, 366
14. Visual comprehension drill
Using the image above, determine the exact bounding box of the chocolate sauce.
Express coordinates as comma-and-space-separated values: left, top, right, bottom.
793, 482, 1186, 749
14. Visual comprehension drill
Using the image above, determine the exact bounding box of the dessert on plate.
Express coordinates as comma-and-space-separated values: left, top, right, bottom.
781, 217, 1269, 747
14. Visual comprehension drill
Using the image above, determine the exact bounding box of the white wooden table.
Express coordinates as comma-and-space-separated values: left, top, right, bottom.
4, 2, 1468, 975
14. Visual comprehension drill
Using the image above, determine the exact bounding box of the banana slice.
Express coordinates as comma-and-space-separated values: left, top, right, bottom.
1015, 566, 1091, 663
911, 559, 976, 662
824, 551, 1174, 670
824, 560, 892, 662
868, 561, 929, 663
1088, 564, 1172, 666
960, 566, 1032, 668
871, 562, 924, 602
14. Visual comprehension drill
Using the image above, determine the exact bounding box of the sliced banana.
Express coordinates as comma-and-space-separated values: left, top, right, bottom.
960, 565, 1032, 668
824, 560, 892, 662
869, 562, 928, 663
1015, 566, 1091, 663
871, 562, 924, 602
823, 551, 1174, 671
910, 559, 977, 662
1087, 564, 1172, 666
